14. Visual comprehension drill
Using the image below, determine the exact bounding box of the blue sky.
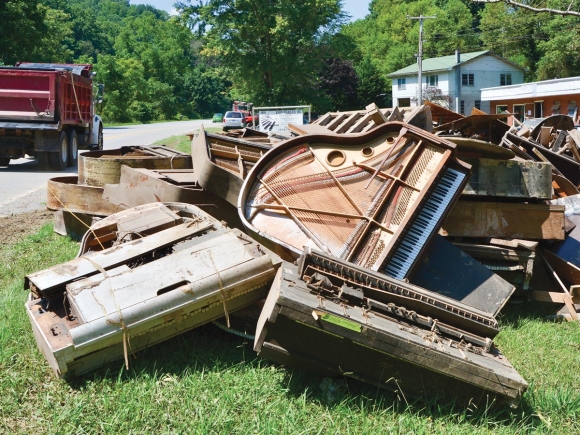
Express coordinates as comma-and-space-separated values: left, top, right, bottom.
129, 0, 371, 22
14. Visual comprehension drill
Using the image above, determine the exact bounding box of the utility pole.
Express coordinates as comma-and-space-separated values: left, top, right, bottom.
407, 14, 436, 105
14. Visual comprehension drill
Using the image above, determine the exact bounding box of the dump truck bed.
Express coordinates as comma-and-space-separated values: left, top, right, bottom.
0, 64, 92, 126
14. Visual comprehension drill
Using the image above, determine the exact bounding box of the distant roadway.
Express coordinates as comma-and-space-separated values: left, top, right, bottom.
0, 119, 211, 215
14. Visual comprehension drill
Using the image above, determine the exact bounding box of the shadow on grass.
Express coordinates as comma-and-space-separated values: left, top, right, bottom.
64, 320, 542, 431
497, 299, 563, 329
280, 365, 542, 430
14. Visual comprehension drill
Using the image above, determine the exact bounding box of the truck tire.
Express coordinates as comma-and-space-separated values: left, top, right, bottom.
0, 158, 10, 167
67, 129, 78, 167
50, 131, 69, 171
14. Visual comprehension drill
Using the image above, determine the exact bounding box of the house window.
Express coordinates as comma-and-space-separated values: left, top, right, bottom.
500, 74, 512, 86
475, 100, 481, 110
551, 101, 561, 115
398, 98, 411, 107
460, 100, 465, 115
397, 78, 406, 90
496, 105, 508, 114
462, 73, 474, 86
567, 101, 577, 118
425, 75, 438, 87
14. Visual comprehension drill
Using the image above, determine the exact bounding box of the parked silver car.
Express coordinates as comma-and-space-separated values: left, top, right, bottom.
223, 111, 247, 131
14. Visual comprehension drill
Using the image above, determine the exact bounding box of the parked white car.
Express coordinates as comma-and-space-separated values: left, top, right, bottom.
223, 111, 247, 131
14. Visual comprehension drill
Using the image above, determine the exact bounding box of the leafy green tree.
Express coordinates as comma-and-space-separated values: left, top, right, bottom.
31, 6, 75, 62
317, 57, 359, 111
177, 0, 346, 105
478, 2, 541, 78
183, 66, 232, 118
356, 55, 387, 106
535, 14, 580, 80
0, 0, 47, 65
94, 55, 150, 122
342, 0, 478, 76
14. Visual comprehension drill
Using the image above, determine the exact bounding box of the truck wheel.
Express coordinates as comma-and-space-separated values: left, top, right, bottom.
37, 152, 51, 170
67, 129, 78, 167
50, 131, 69, 171
97, 125, 103, 151
0, 158, 10, 167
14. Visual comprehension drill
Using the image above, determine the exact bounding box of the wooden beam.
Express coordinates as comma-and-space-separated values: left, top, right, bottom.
366, 103, 388, 126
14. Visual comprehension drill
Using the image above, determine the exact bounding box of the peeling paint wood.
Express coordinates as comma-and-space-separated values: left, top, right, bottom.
461, 158, 553, 200
441, 201, 565, 240
25, 225, 278, 378
67, 230, 254, 324
102, 166, 244, 230
25, 221, 214, 299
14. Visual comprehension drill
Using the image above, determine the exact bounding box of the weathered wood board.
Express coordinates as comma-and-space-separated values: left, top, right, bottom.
461, 157, 552, 200
47, 176, 123, 216
254, 264, 527, 407
441, 201, 565, 240
102, 166, 244, 230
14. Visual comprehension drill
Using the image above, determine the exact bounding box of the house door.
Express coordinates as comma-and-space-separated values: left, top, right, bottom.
534, 101, 543, 118
513, 104, 525, 123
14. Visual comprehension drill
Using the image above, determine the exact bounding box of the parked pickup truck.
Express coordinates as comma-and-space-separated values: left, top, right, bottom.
0, 63, 104, 170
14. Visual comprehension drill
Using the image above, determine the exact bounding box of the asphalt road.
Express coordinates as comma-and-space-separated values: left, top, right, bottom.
0, 119, 211, 216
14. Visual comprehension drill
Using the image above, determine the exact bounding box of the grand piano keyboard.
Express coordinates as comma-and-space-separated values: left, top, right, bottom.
383, 166, 466, 279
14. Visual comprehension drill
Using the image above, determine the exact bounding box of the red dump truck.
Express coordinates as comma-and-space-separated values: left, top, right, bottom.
0, 63, 104, 170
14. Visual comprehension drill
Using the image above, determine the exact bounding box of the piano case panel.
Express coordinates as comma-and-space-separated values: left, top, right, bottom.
255, 264, 528, 407
26, 220, 280, 378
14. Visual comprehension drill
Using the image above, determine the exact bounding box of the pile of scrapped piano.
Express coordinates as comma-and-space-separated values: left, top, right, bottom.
26, 102, 580, 409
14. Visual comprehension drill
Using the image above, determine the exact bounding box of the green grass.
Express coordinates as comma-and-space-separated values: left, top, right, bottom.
154, 127, 226, 154
1, 225, 579, 434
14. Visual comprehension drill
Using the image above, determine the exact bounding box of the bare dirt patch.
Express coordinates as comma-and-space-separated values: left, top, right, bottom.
0, 209, 53, 246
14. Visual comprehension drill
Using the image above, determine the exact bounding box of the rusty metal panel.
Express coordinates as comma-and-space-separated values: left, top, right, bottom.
47, 176, 123, 216
78, 146, 193, 187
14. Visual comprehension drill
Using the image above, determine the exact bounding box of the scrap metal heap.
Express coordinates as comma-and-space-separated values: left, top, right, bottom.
25, 103, 580, 407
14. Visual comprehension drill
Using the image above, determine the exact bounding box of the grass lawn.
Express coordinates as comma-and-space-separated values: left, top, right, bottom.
1, 222, 579, 434
154, 126, 224, 154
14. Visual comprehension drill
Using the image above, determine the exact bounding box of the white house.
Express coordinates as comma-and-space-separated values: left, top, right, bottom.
387, 50, 525, 114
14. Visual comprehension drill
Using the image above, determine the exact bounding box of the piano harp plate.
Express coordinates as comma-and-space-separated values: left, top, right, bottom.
239, 122, 471, 281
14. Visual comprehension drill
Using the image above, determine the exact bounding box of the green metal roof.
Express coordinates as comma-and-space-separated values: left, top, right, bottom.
387, 51, 507, 77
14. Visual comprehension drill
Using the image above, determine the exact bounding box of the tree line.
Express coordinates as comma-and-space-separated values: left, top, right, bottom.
1, 0, 578, 122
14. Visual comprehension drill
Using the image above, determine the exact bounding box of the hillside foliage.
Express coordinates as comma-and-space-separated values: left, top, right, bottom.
1, 0, 578, 121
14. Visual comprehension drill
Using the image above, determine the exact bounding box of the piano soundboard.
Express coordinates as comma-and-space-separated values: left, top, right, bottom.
240, 122, 471, 281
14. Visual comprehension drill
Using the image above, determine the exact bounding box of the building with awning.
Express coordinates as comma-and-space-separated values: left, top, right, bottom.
481, 76, 580, 125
